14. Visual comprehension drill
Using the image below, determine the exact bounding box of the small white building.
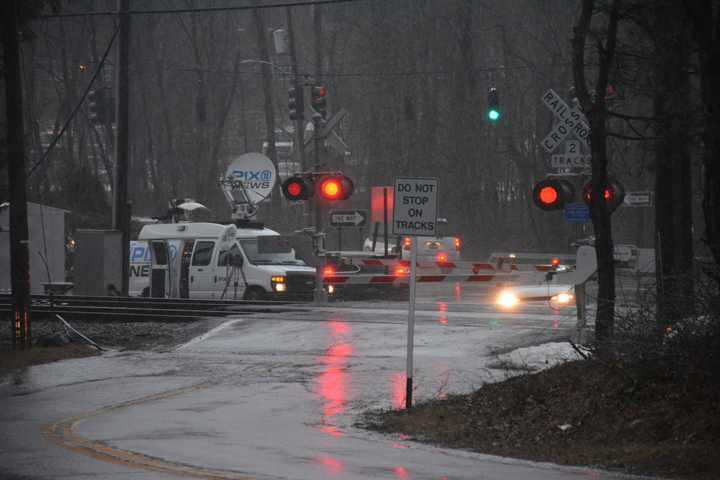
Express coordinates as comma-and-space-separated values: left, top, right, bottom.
0, 202, 68, 294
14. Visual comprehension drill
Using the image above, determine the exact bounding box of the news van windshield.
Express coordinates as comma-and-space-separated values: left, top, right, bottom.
239, 237, 307, 266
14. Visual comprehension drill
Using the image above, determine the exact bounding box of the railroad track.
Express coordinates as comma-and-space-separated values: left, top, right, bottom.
0, 294, 302, 321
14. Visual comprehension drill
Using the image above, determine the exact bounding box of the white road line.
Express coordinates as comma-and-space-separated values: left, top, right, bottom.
175, 318, 244, 351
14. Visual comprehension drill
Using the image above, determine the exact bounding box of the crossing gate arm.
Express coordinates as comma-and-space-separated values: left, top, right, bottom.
552, 246, 597, 286
323, 246, 596, 286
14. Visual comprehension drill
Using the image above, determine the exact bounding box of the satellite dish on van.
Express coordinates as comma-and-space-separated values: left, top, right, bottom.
220, 153, 277, 219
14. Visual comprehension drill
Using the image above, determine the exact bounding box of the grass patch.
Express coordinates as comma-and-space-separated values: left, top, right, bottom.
362, 359, 720, 479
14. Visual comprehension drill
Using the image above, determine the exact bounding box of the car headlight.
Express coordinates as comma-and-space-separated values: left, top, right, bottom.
549, 292, 574, 309
496, 290, 520, 309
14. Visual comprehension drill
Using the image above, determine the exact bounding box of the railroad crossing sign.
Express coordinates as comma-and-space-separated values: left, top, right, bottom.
550, 140, 591, 169
392, 177, 438, 236
329, 209, 367, 227
542, 89, 591, 153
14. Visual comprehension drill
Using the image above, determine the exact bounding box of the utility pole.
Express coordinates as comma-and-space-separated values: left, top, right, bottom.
113, 0, 130, 296
253, 6, 279, 215
2, 0, 31, 349
285, 7, 306, 172
312, 4, 327, 303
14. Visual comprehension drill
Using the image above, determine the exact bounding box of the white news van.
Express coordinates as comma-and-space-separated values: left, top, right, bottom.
130, 222, 316, 300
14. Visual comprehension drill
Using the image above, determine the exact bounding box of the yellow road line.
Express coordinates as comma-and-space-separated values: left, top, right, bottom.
42, 383, 255, 480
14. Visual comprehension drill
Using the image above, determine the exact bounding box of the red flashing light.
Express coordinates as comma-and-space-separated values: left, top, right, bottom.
533, 178, 574, 211
454, 238, 461, 250
437, 253, 448, 263
582, 179, 625, 213
551, 257, 560, 267
320, 178, 341, 199
281, 175, 313, 201
539, 186, 558, 205
394, 266, 408, 276
403, 237, 412, 250
322, 266, 336, 276
317, 175, 354, 202
286, 181, 302, 197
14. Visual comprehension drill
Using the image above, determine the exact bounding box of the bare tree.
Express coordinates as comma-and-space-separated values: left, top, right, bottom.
572, 0, 622, 351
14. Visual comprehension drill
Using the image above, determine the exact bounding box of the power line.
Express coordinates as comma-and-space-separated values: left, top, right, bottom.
123, 62, 573, 80
28, 24, 120, 178
40, 0, 370, 18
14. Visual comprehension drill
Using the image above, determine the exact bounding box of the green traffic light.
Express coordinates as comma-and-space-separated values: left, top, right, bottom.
487, 109, 500, 122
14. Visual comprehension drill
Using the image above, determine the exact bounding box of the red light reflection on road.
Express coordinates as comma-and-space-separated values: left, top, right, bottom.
313, 455, 345, 474
393, 466, 410, 478
316, 320, 353, 437
454, 282, 462, 302
437, 302, 449, 325
328, 320, 349, 336
391, 372, 406, 409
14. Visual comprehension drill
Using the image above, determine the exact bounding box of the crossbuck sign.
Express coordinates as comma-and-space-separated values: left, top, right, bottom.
392, 177, 438, 237
542, 89, 591, 153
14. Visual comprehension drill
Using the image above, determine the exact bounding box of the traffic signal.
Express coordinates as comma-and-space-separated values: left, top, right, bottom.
281, 175, 314, 201
87, 89, 106, 125
311, 84, 327, 119
532, 178, 575, 211
317, 175, 354, 201
582, 178, 625, 213
288, 86, 304, 121
487, 87, 500, 123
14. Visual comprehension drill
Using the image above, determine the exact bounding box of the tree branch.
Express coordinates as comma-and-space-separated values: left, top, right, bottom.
572, 0, 594, 111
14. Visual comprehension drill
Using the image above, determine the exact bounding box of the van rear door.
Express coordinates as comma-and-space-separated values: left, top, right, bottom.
189, 240, 216, 298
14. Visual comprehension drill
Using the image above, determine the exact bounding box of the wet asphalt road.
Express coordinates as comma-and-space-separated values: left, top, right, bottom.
0, 282, 651, 480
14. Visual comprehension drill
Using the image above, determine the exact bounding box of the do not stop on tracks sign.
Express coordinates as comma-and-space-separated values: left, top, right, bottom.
392, 177, 439, 411
392, 177, 438, 237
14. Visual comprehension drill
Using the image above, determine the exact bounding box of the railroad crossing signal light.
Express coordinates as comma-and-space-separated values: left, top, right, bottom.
582, 179, 625, 213
281, 176, 314, 201
311, 84, 327, 119
317, 175, 354, 201
532, 178, 575, 211
288, 86, 304, 121
487, 87, 500, 123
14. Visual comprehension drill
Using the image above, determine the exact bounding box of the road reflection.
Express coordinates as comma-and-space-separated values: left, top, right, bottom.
437, 301, 449, 325
313, 455, 345, 474
391, 372, 406, 409
316, 320, 353, 437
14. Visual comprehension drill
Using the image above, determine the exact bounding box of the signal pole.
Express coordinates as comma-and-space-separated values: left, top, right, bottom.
3, 0, 32, 349
285, 7, 306, 172
313, 114, 327, 303
113, 0, 130, 296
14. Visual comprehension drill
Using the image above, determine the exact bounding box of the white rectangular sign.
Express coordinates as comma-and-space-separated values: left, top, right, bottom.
550, 154, 591, 168
541, 89, 591, 152
623, 191, 653, 207
392, 177, 438, 237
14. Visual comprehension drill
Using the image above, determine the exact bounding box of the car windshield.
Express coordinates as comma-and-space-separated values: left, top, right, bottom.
238, 238, 306, 266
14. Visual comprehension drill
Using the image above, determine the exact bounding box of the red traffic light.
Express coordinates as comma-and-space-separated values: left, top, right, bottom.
317, 175, 354, 201
311, 85, 327, 118
281, 176, 314, 201
532, 178, 574, 211
312, 85, 326, 98
582, 179, 625, 213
